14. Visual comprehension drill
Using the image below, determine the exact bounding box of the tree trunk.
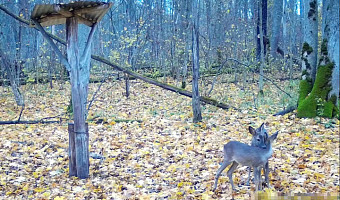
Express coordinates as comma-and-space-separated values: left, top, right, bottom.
256, 0, 267, 60
297, 0, 318, 114
302, 0, 318, 82
270, 0, 283, 58
125, 73, 130, 98
258, 0, 265, 94
0, 49, 24, 107
297, 0, 339, 118
191, 0, 202, 122
322, 0, 339, 107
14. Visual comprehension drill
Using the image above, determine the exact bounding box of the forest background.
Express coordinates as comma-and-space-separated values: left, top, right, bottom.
0, 0, 339, 199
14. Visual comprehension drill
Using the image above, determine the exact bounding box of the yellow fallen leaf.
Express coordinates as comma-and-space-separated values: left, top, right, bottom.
33, 172, 39, 178
43, 192, 51, 198
314, 172, 325, 178
177, 182, 184, 187
23, 184, 29, 191
34, 187, 45, 193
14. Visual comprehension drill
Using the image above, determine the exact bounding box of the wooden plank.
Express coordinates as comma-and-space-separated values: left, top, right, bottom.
66, 17, 89, 179
68, 123, 89, 178
75, 130, 89, 179
68, 123, 77, 177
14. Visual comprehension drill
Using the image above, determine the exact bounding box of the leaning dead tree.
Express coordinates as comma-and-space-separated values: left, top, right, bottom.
0, 49, 25, 121
0, 49, 25, 107
30, 1, 112, 179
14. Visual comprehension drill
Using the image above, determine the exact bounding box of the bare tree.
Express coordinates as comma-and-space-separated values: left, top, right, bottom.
270, 0, 283, 58
191, 0, 202, 122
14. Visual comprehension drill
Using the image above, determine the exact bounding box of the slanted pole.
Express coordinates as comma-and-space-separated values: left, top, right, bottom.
66, 17, 89, 179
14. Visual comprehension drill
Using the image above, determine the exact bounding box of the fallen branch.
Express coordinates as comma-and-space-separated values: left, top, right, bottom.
93, 55, 237, 110
0, 120, 60, 125
88, 118, 143, 124
273, 105, 297, 116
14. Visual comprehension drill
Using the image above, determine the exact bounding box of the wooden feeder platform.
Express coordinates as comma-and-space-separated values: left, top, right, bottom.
31, 1, 112, 27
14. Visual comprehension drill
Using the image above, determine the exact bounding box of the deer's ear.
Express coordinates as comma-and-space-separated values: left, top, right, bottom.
260, 123, 265, 131
269, 131, 279, 142
249, 126, 256, 135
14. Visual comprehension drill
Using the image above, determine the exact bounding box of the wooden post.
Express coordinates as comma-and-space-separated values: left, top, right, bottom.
68, 123, 89, 177
66, 17, 89, 179
28, 2, 110, 180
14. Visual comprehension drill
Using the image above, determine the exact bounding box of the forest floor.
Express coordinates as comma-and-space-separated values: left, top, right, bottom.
0, 75, 339, 199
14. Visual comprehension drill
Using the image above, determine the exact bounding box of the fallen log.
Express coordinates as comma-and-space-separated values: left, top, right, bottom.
0, 120, 60, 125
273, 105, 297, 116
0, 5, 237, 111
92, 55, 236, 110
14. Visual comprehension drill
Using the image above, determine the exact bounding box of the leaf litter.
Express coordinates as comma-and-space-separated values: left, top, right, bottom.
0, 80, 339, 199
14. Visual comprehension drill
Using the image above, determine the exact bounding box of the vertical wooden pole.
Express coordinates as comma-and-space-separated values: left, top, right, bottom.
68, 123, 76, 177
66, 17, 89, 179
68, 123, 89, 177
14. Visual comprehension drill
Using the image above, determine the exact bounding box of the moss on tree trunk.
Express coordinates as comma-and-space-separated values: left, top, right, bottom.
298, 40, 338, 118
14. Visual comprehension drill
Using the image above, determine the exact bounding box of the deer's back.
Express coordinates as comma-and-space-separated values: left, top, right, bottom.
224, 141, 272, 167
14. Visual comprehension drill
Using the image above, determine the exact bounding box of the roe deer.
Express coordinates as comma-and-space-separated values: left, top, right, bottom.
213, 131, 278, 191
246, 123, 270, 187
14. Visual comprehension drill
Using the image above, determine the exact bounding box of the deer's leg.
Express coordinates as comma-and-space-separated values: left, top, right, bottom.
213, 159, 231, 191
246, 167, 251, 186
227, 161, 239, 191
264, 162, 271, 188
254, 167, 262, 191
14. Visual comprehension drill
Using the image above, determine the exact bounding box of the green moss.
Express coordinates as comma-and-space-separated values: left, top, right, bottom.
297, 95, 317, 118
181, 81, 186, 89
323, 101, 334, 118
334, 104, 339, 119
329, 95, 337, 104
319, 39, 330, 64
321, 39, 328, 55
298, 63, 335, 118
302, 42, 313, 55
298, 79, 313, 104
302, 70, 310, 77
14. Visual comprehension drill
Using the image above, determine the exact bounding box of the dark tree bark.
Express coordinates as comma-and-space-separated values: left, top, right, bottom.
191, 0, 202, 122
258, 0, 265, 93
270, 0, 283, 58
256, 0, 267, 60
